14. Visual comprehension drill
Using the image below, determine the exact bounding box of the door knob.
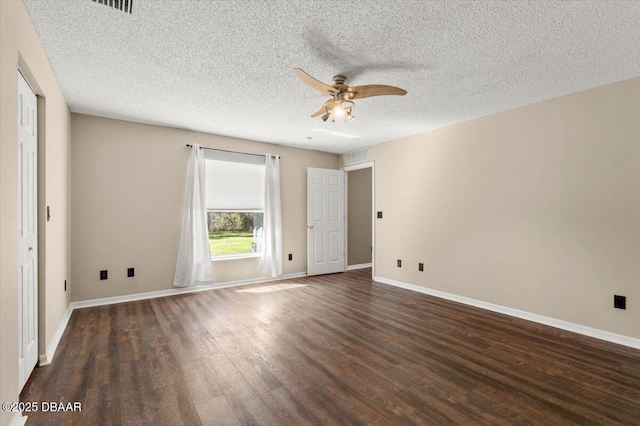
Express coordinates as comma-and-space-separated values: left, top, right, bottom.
309, 225, 314, 230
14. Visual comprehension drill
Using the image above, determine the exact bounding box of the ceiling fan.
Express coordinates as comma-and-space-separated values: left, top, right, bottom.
294, 68, 407, 122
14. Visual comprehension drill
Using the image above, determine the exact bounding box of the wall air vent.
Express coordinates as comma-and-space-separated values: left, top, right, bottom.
91, 0, 136, 15
344, 147, 369, 166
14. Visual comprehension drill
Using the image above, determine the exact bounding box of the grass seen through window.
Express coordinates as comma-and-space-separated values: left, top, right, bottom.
207, 211, 263, 257
209, 230, 254, 256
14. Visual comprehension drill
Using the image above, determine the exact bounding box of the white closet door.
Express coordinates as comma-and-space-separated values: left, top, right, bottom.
307, 168, 345, 276
18, 71, 38, 391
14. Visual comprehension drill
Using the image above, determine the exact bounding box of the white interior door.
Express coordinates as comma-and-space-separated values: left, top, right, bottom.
307, 168, 345, 276
18, 71, 38, 391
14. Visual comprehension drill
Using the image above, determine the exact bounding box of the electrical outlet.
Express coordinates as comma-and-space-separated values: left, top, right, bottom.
419, 263, 424, 272
614, 295, 626, 310
397, 259, 402, 267
377, 211, 383, 219
64, 279, 67, 292
100, 270, 108, 280
128, 267, 135, 277
288, 253, 293, 261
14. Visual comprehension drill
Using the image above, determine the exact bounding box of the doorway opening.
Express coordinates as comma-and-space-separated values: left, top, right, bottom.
344, 162, 374, 278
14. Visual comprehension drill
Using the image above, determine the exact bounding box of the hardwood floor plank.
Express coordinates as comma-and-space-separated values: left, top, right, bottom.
201, 351, 260, 407
155, 382, 202, 426
317, 361, 436, 424
194, 396, 241, 426
291, 385, 363, 425
228, 396, 281, 426
21, 268, 640, 425
231, 327, 315, 394
347, 360, 423, 394
180, 358, 224, 404
119, 360, 160, 425
149, 297, 187, 336
166, 331, 202, 368
213, 330, 283, 394
259, 386, 322, 425
83, 383, 121, 426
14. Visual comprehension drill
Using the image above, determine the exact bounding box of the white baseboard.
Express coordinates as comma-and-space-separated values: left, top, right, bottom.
38, 272, 308, 366
9, 412, 27, 426
374, 275, 640, 350
38, 304, 73, 367
347, 263, 372, 271
71, 272, 308, 309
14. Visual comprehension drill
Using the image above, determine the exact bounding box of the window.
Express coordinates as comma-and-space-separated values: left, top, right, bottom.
206, 212, 263, 257
204, 150, 265, 259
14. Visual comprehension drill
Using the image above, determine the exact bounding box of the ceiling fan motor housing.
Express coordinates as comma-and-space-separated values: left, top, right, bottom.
332, 75, 347, 85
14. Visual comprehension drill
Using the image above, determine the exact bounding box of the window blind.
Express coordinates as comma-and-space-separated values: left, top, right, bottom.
204, 150, 265, 211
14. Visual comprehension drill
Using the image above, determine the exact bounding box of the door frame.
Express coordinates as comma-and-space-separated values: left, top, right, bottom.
343, 161, 375, 279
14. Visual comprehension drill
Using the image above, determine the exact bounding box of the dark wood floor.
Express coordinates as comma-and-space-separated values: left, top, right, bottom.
21, 269, 640, 425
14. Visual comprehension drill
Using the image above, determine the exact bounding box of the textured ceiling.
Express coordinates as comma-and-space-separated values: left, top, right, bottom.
23, 0, 640, 154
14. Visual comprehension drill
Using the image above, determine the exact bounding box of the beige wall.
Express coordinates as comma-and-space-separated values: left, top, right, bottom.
0, 1, 71, 424
348, 168, 372, 266
371, 77, 640, 339
70, 114, 339, 301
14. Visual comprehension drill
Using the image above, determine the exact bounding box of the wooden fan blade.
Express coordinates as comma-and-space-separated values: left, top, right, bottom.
310, 101, 338, 117
295, 68, 339, 94
347, 84, 407, 99
311, 106, 328, 117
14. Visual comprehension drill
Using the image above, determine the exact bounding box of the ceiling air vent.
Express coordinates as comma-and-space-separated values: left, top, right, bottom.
91, 0, 136, 14
344, 147, 369, 166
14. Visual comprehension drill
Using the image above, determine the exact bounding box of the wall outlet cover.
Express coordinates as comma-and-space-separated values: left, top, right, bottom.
128, 267, 135, 277
614, 295, 626, 310
100, 270, 108, 280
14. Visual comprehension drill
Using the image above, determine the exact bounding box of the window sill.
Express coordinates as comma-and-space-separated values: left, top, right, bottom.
211, 253, 262, 262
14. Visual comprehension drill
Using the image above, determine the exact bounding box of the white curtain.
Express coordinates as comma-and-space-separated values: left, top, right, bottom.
261, 154, 282, 277
174, 143, 213, 287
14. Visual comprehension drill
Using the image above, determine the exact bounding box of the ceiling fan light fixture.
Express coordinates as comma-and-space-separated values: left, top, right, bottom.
333, 104, 346, 119
328, 99, 355, 123
321, 112, 330, 122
